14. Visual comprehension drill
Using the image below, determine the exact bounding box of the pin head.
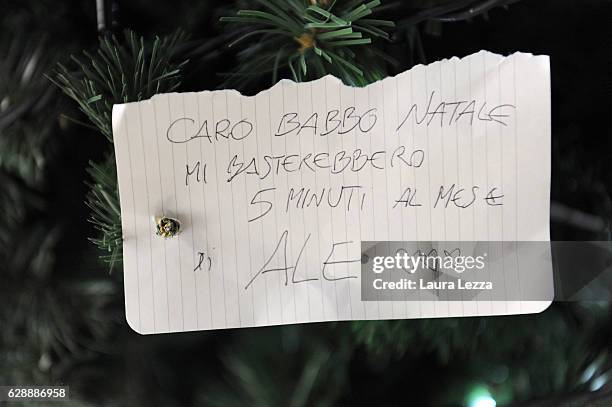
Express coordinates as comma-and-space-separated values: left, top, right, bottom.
156, 216, 181, 238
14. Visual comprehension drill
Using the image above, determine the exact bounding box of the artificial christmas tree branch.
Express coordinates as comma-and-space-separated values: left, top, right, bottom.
52, 30, 189, 270
220, 0, 395, 87
53, 30, 188, 142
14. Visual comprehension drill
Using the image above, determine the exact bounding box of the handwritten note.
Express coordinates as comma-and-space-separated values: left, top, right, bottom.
112, 51, 551, 334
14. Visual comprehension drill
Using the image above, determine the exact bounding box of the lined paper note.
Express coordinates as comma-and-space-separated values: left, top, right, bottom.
112, 51, 551, 334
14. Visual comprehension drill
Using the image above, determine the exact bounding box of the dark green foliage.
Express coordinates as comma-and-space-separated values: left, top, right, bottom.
0, 35, 57, 186
353, 305, 612, 405
53, 31, 189, 268
0, 28, 117, 398
221, 0, 394, 87
3, 1, 612, 406
0, 227, 116, 387
53, 30, 188, 142
200, 326, 353, 407
85, 155, 122, 270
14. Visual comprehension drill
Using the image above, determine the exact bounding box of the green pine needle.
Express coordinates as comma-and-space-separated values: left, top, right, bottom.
52, 30, 189, 270
52, 30, 188, 142
85, 155, 122, 271
221, 0, 394, 88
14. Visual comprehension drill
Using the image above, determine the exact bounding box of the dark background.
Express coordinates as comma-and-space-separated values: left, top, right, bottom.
1, 0, 611, 406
